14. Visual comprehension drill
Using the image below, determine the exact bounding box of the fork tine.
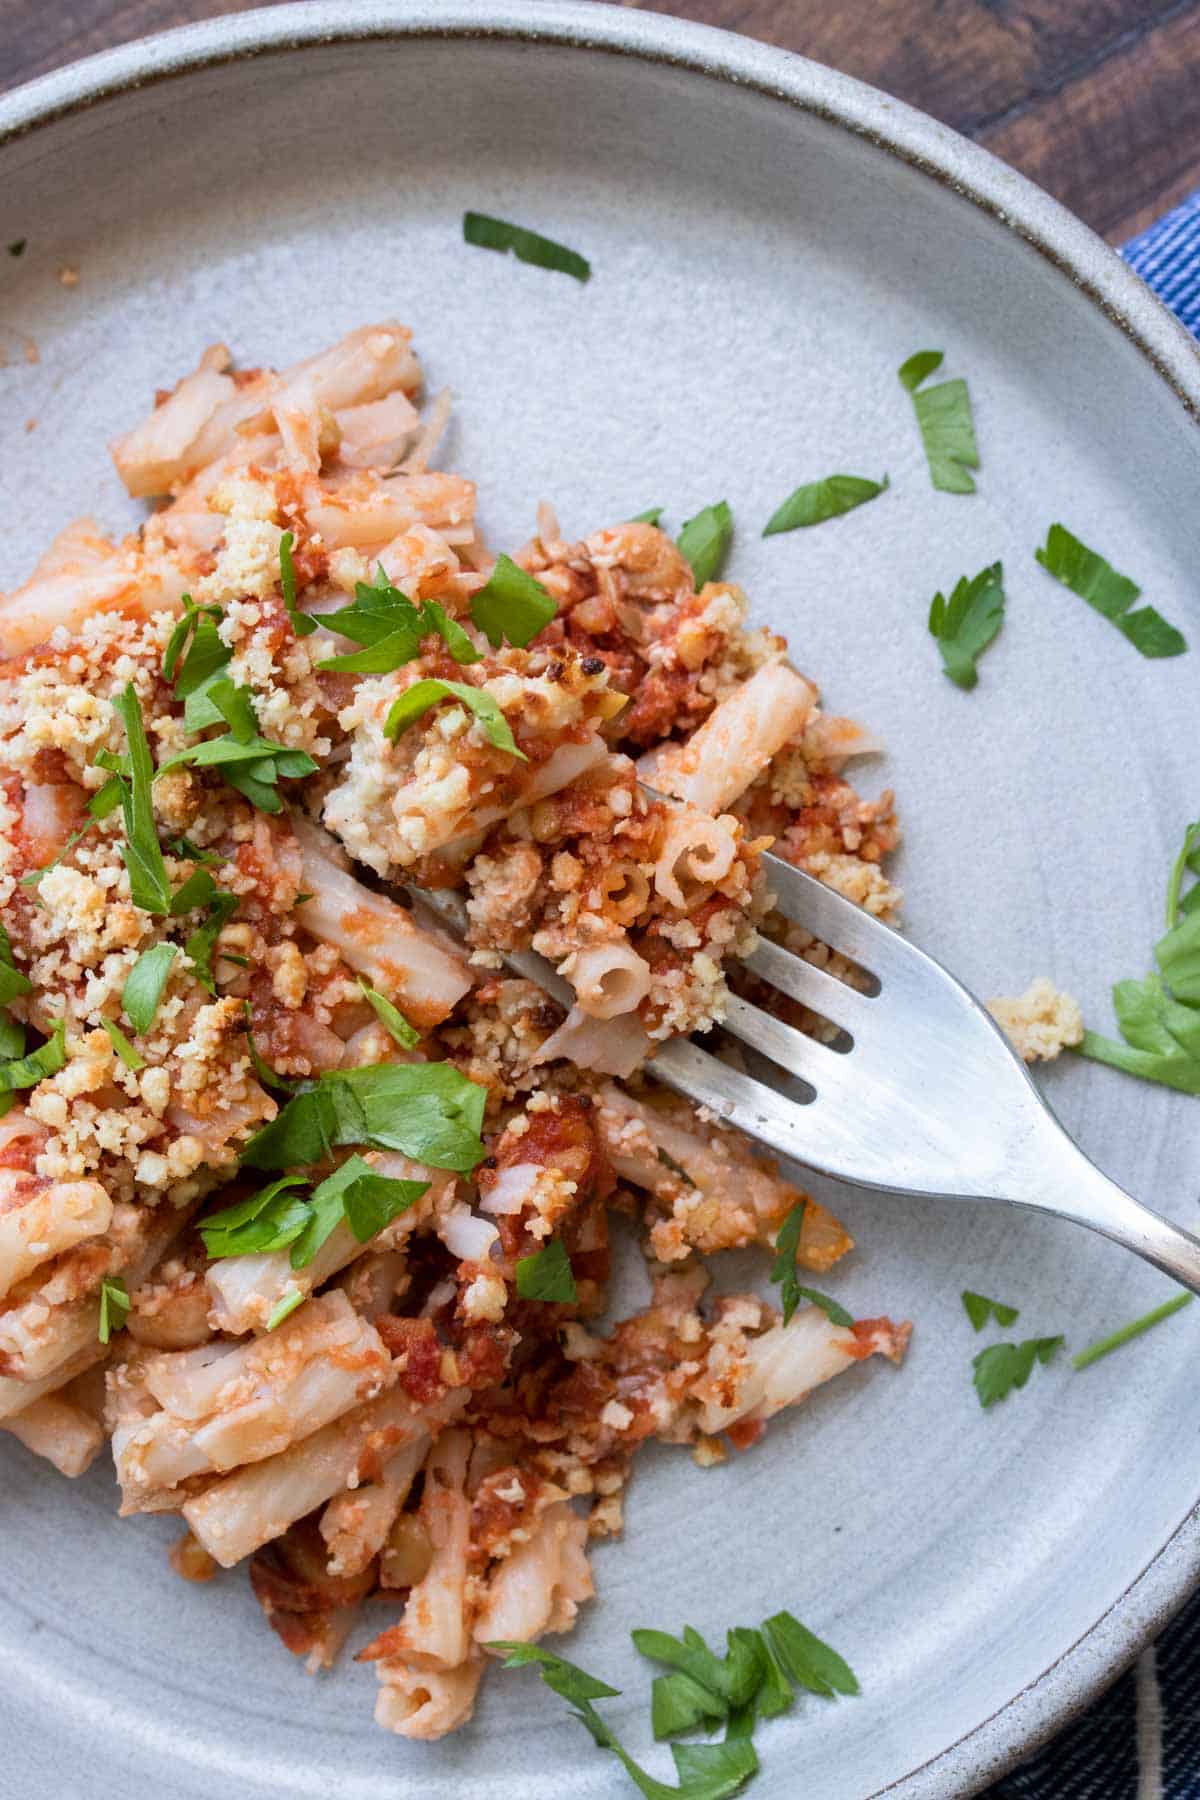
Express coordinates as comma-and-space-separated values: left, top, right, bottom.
760, 848, 892, 973
739, 935, 876, 1034
647, 1036, 831, 1167
721, 992, 847, 1075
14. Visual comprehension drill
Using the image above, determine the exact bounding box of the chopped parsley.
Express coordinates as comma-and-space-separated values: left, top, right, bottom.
383, 678, 525, 759
492, 1603, 856, 1795
112, 685, 174, 914
1076, 817, 1200, 1092
677, 502, 733, 591
101, 1017, 145, 1071
632, 507, 664, 526
357, 977, 421, 1050
1035, 524, 1186, 659
470, 554, 557, 648
183, 892, 240, 996
762, 474, 887, 537
769, 1204, 854, 1326
898, 349, 979, 493
961, 1290, 1019, 1332
462, 211, 590, 282
928, 562, 1005, 689
201, 1154, 427, 1269
8, 238, 27, 257
0, 1016, 67, 1095
243, 1002, 297, 1094
98, 1275, 131, 1344
316, 565, 479, 674
972, 1334, 1063, 1408
1072, 1291, 1193, 1371
278, 531, 317, 638
240, 1060, 487, 1174
163, 594, 229, 695
0, 925, 31, 1008
266, 1289, 305, 1331
515, 1236, 577, 1303
490, 1642, 757, 1799
158, 680, 318, 814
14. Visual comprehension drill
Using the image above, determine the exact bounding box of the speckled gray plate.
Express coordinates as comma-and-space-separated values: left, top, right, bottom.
2, 5, 1199, 1796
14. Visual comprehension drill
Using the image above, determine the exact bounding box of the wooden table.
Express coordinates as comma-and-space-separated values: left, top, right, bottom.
1, 0, 1197, 245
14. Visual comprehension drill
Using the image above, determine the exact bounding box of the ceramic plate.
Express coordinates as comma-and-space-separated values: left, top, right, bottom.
2, 5, 1199, 1796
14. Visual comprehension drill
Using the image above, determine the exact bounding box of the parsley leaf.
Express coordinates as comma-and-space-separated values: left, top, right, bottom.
184, 892, 240, 995
632, 1626, 762, 1712
98, 1275, 131, 1344
1072, 1291, 1193, 1371
0, 1016, 66, 1093
240, 1060, 487, 1174
0, 1015, 24, 1061
1076, 819, 1200, 1093
488, 1642, 757, 1800
769, 1202, 806, 1325
650, 1671, 728, 1739
278, 531, 317, 638
516, 1235, 577, 1303
159, 686, 318, 816
632, 507, 664, 526
972, 1335, 1063, 1408
760, 1611, 859, 1698
762, 474, 888, 537
101, 1017, 145, 1071
898, 350, 980, 494
317, 566, 480, 674
168, 866, 218, 916
8, 238, 27, 257
677, 503, 732, 591
288, 1155, 427, 1269
357, 977, 421, 1049
470, 554, 557, 648
961, 1290, 1020, 1332
928, 562, 1005, 689
164, 594, 229, 691
0, 925, 32, 1007
793, 1287, 854, 1328
383, 678, 525, 759
462, 211, 590, 282
266, 1289, 305, 1331
199, 1174, 311, 1258
1035, 524, 1186, 658
113, 685, 173, 914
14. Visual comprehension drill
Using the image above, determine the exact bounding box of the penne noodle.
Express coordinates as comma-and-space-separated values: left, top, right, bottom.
637, 660, 816, 815
320, 1435, 427, 1578
1, 1391, 105, 1477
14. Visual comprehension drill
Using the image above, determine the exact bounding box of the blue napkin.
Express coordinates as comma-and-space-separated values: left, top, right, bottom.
988, 188, 1200, 1800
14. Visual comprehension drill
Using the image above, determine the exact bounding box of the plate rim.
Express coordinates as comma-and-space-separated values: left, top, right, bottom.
1, 4, 1199, 1794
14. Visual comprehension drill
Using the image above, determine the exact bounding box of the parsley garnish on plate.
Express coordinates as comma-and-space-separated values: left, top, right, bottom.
632, 507, 664, 526
200, 1154, 428, 1270
898, 350, 980, 493
383, 678, 526, 759
470, 554, 557, 648
961, 1290, 1020, 1332
927, 562, 1005, 689
1035, 524, 1186, 659
769, 1202, 854, 1327
357, 977, 421, 1050
113, 684, 175, 913
1072, 1291, 1193, 1371
462, 211, 591, 282
184, 892, 240, 995
972, 1335, 1063, 1408
0, 1015, 66, 1098
490, 1642, 758, 1799
316, 565, 480, 674
515, 1235, 577, 1303
1075, 817, 1200, 1092
158, 678, 318, 814
677, 502, 733, 591
0, 924, 31, 1009
278, 531, 317, 638
762, 474, 887, 537
240, 1060, 487, 1174
101, 1017, 145, 1071
98, 1275, 131, 1344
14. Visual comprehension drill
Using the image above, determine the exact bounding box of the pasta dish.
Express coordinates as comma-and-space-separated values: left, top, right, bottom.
0, 324, 909, 1740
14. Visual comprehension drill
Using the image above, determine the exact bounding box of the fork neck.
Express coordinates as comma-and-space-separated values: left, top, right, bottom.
1017, 1148, 1200, 1297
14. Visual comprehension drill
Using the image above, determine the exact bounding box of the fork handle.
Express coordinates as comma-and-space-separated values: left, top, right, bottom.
1049, 1158, 1200, 1296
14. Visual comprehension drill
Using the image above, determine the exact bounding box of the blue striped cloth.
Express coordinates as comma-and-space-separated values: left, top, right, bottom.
988, 188, 1200, 1800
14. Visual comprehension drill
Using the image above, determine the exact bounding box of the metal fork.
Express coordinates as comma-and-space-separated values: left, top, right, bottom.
414, 847, 1200, 1293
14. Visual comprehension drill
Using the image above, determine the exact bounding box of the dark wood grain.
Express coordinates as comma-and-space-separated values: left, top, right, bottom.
1, 0, 1197, 245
